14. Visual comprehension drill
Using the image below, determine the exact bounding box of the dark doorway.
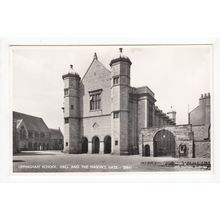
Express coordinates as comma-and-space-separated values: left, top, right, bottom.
28, 142, 32, 150
92, 136, 99, 154
153, 129, 175, 157
143, 144, 150, 157
82, 137, 88, 153
34, 142, 38, 150
104, 136, 111, 154
179, 144, 187, 157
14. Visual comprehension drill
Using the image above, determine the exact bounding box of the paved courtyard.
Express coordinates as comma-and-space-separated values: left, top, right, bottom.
13, 150, 211, 173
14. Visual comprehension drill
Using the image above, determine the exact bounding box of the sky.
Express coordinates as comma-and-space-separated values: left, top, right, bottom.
12, 45, 212, 132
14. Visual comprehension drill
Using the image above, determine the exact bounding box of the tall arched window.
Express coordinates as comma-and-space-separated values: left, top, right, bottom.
92, 136, 100, 153
104, 136, 111, 154
81, 137, 88, 153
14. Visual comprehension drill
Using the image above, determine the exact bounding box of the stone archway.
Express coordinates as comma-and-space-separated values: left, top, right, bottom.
82, 137, 88, 153
92, 136, 100, 154
104, 136, 111, 154
153, 129, 175, 157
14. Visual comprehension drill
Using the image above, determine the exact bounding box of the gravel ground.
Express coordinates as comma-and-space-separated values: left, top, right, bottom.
13, 150, 211, 173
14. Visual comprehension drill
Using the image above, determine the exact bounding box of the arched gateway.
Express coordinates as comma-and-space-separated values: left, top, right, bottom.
104, 136, 111, 154
81, 137, 88, 153
153, 129, 175, 157
92, 136, 100, 154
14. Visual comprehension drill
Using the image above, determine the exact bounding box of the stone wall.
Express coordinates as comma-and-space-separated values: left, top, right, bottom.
137, 97, 147, 131
194, 141, 210, 158
81, 59, 111, 118
139, 124, 194, 158
81, 115, 111, 143
192, 124, 211, 158
129, 97, 138, 154
192, 124, 210, 140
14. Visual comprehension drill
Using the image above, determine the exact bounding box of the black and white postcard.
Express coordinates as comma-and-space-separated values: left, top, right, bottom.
11, 44, 212, 173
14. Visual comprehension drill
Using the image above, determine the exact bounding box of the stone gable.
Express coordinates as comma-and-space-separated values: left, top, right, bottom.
81, 59, 111, 117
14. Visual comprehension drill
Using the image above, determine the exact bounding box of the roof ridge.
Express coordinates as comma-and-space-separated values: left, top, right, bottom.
13, 111, 42, 119
13, 111, 49, 132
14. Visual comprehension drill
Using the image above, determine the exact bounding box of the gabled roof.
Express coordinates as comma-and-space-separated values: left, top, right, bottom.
13, 111, 49, 133
81, 53, 111, 82
49, 128, 63, 139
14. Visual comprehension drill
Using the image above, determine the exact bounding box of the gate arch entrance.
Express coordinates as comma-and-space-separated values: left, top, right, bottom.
92, 136, 100, 154
153, 129, 175, 157
82, 137, 88, 153
104, 136, 111, 154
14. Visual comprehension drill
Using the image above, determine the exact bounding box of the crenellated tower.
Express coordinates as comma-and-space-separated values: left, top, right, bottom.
62, 65, 81, 153
110, 48, 132, 155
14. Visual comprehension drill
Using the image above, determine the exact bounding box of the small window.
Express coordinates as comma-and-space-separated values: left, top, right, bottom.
40, 132, 45, 138
113, 111, 119, 118
28, 131, 33, 138
64, 89, 69, 96
66, 142, 68, 146
113, 76, 119, 85
115, 140, 118, 145
64, 118, 69, 124
71, 105, 74, 110
35, 132, 39, 139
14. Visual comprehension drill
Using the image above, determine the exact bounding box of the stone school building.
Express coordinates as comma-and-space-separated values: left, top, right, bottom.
62, 48, 210, 158
62, 48, 176, 155
13, 111, 64, 153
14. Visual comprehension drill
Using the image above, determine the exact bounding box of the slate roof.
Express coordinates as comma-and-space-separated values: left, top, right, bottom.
13, 111, 49, 132
49, 128, 63, 139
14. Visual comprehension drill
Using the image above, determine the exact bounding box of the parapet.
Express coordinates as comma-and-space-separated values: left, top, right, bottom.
199, 93, 210, 99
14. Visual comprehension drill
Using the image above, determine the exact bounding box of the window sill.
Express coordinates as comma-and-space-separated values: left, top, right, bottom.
89, 109, 102, 112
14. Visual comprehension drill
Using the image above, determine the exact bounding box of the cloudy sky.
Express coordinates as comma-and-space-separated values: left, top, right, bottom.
12, 45, 211, 131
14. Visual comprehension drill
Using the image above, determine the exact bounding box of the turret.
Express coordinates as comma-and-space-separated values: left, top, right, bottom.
110, 48, 132, 155
62, 65, 81, 153
167, 109, 176, 124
